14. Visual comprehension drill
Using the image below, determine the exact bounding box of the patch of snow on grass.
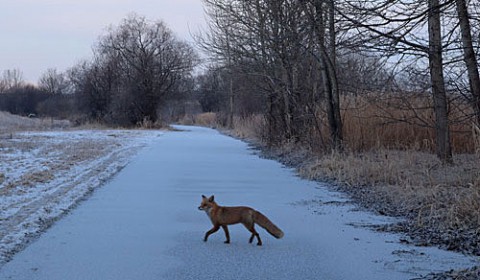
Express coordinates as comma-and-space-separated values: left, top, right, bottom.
0, 129, 163, 264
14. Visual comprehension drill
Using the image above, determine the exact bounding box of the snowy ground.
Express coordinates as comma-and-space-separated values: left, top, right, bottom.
0, 129, 163, 264
0, 126, 478, 279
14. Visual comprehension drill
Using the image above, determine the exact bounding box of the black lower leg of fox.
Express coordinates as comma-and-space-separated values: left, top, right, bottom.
204, 224, 231, 243
221, 225, 230, 243
248, 232, 262, 245
245, 224, 262, 246
248, 233, 262, 246
204, 225, 219, 242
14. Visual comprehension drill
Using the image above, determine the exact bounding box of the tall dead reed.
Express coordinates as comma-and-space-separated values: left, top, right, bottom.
340, 94, 476, 153
188, 93, 477, 155
473, 123, 480, 156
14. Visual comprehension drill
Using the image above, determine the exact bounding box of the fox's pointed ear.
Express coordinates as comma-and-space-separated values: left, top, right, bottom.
209, 195, 215, 202
202, 195, 207, 199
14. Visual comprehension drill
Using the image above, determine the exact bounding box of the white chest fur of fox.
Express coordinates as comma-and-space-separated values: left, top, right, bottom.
198, 195, 284, 246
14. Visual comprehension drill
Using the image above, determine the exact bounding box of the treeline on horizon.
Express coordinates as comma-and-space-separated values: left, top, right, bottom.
1, 1, 480, 162
0, 14, 199, 127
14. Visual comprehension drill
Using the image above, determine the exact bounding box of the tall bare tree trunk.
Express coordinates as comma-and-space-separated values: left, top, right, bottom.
428, 0, 453, 163
314, 0, 343, 150
225, 27, 235, 129
228, 72, 234, 128
455, 0, 480, 125
326, 0, 343, 150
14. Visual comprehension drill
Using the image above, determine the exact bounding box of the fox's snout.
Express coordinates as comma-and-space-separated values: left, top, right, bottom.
198, 205, 210, 211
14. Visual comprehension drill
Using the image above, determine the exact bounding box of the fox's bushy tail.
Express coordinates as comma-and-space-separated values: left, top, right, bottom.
254, 211, 284, 239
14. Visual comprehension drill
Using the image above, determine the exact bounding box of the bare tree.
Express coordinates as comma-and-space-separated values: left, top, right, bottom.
38, 68, 69, 95
336, 0, 455, 163
455, 0, 480, 125
68, 14, 198, 125
0, 69, 25, 93
98, 14, 198, 124
199, 0, 478, 159
68, 58, 120, 121
200, 0, 341, 147
308, 0, 343, 150
428, 0, 453, 163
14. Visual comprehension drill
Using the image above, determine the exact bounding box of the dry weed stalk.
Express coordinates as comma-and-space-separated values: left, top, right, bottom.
473, 122, 480, 155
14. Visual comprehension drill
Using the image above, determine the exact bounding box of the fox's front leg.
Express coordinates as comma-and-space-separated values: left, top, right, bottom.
221, 225, 230, 244
204, 225, 220, 242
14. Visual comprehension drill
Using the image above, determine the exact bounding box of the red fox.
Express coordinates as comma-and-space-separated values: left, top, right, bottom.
198, 195, 284, 246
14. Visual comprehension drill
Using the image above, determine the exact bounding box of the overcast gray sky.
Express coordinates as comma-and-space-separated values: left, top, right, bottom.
0, 0, 206, 84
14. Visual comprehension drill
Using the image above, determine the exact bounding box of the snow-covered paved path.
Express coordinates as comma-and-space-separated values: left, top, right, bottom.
0, 126, 477, 279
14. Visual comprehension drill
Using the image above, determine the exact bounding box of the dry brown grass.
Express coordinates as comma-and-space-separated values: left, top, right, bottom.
301, 150, 480, 230
312, 95, 479, 239
193, 112, 218, 127
340, 94, 476, 153
0, 111, 70, 134
181, 112, 267, 141
231, 115, 266, 140
177, 112, 217, 127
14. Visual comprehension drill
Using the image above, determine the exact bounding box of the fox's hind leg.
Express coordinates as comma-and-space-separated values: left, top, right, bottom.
243, 222, 262, 246
221, 225, 230, 244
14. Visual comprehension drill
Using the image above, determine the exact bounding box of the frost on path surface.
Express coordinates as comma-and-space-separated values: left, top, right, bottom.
0, 129, 163, 265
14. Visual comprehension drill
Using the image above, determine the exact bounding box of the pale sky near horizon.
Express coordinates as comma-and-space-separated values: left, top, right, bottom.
0, 0, 207, 84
